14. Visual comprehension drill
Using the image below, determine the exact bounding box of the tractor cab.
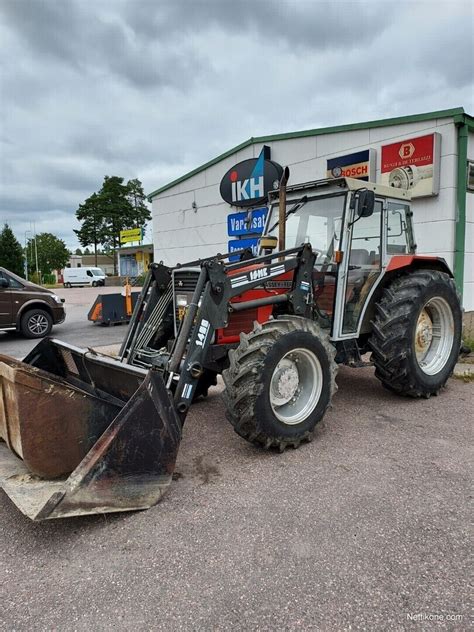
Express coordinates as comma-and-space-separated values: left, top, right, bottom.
263, 177, 414, 338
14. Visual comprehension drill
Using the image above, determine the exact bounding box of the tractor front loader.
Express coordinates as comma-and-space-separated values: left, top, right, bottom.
0, 175, 462, 520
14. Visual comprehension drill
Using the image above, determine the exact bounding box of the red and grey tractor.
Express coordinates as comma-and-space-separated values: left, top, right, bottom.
0, 175, 462, 519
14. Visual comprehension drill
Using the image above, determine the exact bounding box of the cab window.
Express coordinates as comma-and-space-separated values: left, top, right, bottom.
342, 201, 383, 333
387, 202, 411, 254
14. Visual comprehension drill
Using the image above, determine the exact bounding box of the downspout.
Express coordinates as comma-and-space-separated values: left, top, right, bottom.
454, 117, 468, 299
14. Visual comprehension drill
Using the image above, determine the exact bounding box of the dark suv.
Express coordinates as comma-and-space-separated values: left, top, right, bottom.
0, 267, 66, 338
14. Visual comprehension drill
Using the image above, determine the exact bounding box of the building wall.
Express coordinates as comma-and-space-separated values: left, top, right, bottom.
152, 115, 471, 307
465, 131, 474, 310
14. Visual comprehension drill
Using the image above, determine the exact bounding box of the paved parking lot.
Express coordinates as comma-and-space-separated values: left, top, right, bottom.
0, 286, 138, 359
0, 350, 471, 629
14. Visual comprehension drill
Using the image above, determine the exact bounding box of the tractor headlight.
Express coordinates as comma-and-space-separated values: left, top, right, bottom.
176, 294, 188, 308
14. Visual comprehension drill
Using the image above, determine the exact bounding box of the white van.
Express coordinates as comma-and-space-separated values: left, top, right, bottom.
63, 267, 106, 288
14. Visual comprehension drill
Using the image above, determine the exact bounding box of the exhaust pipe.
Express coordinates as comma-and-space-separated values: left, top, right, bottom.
278, 166, 290, 260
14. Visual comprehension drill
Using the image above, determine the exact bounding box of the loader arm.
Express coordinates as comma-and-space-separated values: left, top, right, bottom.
166, 243, 317, 421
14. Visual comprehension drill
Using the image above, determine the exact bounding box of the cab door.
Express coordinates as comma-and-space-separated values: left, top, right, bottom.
333, 198, 385, 338
0, 273, 13, 326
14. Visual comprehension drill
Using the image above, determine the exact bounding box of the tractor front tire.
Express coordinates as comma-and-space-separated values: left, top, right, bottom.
370, 270, 462, 398
222, 317, 337, 451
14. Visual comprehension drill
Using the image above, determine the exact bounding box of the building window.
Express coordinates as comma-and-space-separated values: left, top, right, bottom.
467, 161, 474, 192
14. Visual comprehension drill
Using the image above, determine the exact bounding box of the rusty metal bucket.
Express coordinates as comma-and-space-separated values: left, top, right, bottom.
0, 339, 181, 520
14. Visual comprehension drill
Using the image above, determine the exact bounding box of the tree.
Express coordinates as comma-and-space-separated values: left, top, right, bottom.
74, 248, 83, 255
26, 233, 69, 277
74, 192, 107, 266
127, 178, 151, 230
0, 224, 24, 277
74, 176, 151, 274
98, 176, 132, 269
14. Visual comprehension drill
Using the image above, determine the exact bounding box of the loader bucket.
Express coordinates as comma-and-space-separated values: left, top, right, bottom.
0, 339, 181, 520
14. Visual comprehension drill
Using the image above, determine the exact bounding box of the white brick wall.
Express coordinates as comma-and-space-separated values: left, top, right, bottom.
464, 131, 474, 310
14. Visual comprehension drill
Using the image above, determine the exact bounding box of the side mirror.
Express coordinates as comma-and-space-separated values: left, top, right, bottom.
356, 189, 375, 218
260, 235, 278, 252
0, 278, 9, 288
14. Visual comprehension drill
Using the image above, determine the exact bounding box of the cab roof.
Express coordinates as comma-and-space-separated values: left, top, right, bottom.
269, 177, 411, 202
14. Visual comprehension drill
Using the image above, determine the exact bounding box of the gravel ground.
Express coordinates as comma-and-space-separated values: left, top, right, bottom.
0, 365, 472, 631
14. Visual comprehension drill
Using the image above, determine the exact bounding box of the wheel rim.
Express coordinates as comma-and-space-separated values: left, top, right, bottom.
414, 297, 454, 375
28, 314, 49, 335
269, 348, 323, 425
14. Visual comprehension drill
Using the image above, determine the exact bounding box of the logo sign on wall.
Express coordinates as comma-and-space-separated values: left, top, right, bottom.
326, 149, 376, 182
380, 133, 441, 197
220, 145, 283, 208
227, 207, 268, 237
228, 237, 259, 262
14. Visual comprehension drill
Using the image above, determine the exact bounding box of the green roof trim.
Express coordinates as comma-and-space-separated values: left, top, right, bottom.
148, 107, 468, 200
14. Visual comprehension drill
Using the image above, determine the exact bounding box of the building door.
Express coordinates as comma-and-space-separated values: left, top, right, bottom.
120, 255, 138, 277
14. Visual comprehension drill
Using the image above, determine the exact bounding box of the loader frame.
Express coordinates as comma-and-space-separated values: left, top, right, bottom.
121, 243, 317, 422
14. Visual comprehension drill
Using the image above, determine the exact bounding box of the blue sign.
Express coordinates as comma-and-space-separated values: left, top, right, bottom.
227, 207, 267, 237
228, 238, 259, 262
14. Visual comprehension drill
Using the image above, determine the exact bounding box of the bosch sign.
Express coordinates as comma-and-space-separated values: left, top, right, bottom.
220, 146, 283, 208
327, 149, 376, 182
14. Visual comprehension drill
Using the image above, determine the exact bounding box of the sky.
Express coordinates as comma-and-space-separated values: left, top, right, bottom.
1, 0, 473, 250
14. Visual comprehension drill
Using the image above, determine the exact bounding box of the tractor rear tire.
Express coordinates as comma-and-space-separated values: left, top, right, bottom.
222, 317, 337, 451
369, 270, 461, 398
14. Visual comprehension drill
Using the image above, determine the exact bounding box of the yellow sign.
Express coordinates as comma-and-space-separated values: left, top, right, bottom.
120, 228, 142, 244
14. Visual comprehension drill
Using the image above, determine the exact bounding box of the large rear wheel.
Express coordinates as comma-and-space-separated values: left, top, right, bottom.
222, 317, 337, 451
369, 270, 462, 397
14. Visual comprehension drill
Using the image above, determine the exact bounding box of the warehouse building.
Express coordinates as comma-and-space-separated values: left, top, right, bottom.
148, 107, 474, 310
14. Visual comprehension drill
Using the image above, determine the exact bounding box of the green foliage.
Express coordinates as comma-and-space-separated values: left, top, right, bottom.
0, 224, 24, 277
74, 248, 83, 255
127, 178, 152, 229
74, 192, 107, 256
75, 176, 151, 251
42, 273, 57, 285
74, 176, 151, 275
26, 233, 69, 276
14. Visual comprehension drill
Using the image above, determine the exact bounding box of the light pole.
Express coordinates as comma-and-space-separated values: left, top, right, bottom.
33, 222, 40, 284
24, 230, 32, 281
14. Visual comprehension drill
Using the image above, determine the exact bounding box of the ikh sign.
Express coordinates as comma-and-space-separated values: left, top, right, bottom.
220, 146, 283, 208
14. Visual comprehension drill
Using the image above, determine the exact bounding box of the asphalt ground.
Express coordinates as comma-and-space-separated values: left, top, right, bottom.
0, 286, 136, 359
0, 356, 472, 630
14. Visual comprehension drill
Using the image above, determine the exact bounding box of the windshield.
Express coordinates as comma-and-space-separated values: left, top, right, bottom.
91, 269, 103, 276
266, 194, 345, 263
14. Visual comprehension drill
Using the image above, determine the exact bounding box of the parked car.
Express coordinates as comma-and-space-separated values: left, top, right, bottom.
0, 267, 66, 338
63, 267, 106, 288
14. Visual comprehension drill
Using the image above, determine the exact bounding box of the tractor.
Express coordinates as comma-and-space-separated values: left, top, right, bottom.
0, 175, 462, 519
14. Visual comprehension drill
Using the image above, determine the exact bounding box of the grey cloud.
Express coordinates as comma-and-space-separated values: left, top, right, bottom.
124, 0, 395, 52
0, 0, 472, 249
